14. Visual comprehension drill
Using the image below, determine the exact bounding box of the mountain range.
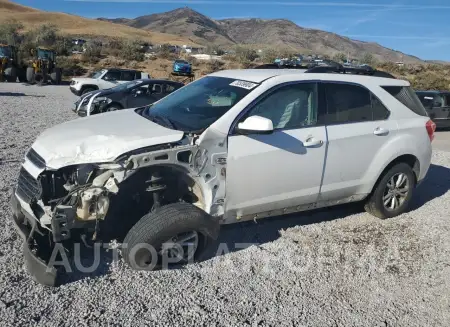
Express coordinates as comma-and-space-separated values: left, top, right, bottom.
98, 7, 423, 64
0, 1, 425, 63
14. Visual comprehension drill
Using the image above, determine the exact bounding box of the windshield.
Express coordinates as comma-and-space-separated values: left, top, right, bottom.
0, 46, 11, 58
141, 76, 258, 132
37, 48, 54, 60
90, 70, 105, 79
175, 60, 188, 64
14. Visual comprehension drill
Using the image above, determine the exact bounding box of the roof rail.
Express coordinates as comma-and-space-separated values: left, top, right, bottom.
305, 66, 396, 78
254, 61, 396, 79
254, 63, 311, 69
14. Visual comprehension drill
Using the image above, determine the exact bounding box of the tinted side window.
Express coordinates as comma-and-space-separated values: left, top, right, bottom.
121, 71, 136, 81
444, 94, 450, 107
244, 83, 318, 130
103, 71, 121, 81
324, 83, 372, 123
165, 84, 177, 93
371, 95, 390, 120
382, 86, 428, 117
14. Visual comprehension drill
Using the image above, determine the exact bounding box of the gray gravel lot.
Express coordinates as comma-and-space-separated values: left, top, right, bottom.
1, 83, 450, 327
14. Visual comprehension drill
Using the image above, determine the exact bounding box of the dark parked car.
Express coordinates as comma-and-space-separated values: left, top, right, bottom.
73, 79, 184, 117
416, 90, 450, 128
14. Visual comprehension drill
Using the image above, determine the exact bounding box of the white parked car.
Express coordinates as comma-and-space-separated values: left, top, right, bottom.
69, 68, 150, 96
11, 67, 435, 286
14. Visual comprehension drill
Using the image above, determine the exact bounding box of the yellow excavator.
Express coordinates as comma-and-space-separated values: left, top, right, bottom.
0, 44, 26, 82
27, 47, 62, 85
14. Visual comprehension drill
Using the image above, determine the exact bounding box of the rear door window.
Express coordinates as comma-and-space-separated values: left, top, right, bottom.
324, 83, 389, 124
103, 70, 121, 81
383, 86, 428, 116
121, 71, 136, 81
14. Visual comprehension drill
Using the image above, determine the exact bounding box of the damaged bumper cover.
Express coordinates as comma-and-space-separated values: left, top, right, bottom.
10, 191, 58, 287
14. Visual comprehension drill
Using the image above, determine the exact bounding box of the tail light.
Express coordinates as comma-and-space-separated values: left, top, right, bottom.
426, 119, 436, 142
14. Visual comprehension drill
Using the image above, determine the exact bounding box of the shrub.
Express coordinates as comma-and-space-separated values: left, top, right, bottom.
205, 60, 224, 73
332, 52, 347, 63
261, 49, 278, 63
120, 39, 145, 62
81, 43, 102, 64
57, 57, 86, 77
33, 24, 59, 47
53, 37, 72, 57
360, 52, 377, 66
0, 19, 23, 46
235, 46, 258, 63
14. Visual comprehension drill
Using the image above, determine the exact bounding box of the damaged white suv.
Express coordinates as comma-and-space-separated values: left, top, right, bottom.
11, 67, 435, 286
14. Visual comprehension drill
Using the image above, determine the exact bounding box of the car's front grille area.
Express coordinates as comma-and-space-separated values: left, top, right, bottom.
16, 168, 42, 203
26, 148, 46, 169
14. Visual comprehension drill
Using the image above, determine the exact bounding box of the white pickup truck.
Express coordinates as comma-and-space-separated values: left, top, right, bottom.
69, 68, 150, 96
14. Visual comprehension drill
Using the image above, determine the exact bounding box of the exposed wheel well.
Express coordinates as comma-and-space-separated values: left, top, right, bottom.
373, 154, 420, 192
102, 165, 206, 240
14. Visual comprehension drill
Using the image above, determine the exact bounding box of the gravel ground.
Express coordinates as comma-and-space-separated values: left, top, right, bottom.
1, 83, 450, 327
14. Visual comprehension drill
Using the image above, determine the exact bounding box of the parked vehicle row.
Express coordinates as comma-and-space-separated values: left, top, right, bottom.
69, 68, 151, 96
10, 62, 435, 286
415, 90, 450, 128
73, 79, 183, 116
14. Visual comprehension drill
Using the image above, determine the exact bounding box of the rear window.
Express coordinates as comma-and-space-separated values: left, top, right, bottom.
382, 86, 428, 117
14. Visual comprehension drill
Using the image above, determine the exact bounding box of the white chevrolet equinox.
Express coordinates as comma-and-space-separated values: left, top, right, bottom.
10, 66, 435, 285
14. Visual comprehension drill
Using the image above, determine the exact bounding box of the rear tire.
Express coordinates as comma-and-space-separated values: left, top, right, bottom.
364, 163, 415, 219
50, 68, 62, 85
122, 202, 219, 270
26, 67, 35, 83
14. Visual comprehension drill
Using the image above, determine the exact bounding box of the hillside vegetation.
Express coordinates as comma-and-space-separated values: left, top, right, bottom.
0, 0, 198, 46
100, 7, 423, 64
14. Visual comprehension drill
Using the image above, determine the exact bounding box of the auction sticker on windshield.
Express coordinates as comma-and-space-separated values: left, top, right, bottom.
229, 80, 258, 90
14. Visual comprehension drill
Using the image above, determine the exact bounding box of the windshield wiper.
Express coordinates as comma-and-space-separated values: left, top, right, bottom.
148, 114, 177, 130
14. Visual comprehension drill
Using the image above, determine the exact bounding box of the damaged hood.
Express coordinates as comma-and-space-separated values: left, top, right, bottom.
31, 110, 184, 169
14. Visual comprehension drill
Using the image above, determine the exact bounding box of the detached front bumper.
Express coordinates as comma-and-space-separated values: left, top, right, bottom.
10, 191, 59, 287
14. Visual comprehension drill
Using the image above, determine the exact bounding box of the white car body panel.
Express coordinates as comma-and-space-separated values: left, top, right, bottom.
226, 126, 327, 219
31, 110, 184, 170
18, 69, 433, 227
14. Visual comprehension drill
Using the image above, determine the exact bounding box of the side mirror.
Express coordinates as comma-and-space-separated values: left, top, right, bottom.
237, 116, 274, 135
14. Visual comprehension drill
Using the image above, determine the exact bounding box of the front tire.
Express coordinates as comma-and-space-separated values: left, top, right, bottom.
364, 163, 415, 219
26, 67, 35, 83
122, 202, 219, 270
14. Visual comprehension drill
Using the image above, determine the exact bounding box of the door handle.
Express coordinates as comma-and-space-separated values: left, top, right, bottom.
303, 137, 323, 147
374, 127, 389, 136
